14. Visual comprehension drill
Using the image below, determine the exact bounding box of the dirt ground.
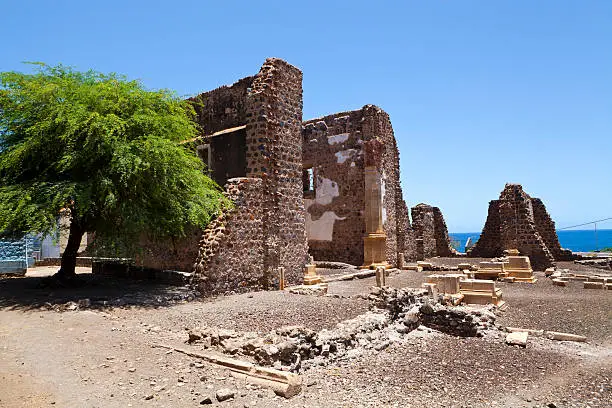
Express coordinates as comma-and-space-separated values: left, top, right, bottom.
0, 260, 610, 408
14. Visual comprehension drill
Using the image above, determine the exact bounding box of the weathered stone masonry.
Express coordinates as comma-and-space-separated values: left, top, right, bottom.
302, 105, 414, 267
468, 184, 573, 269
193, 178, 265, 293
138, 57, 465, 290
411, 203, 456, 260
140, 58, 308, 292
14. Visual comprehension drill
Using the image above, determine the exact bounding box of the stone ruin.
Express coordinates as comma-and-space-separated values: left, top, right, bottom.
302, 107, 414, 268
186, 286, 498, 374
468, 184, 573, 269
410, 203, 457, 260
129, 58, 457, 293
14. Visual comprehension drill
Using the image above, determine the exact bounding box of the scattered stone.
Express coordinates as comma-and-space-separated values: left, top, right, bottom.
216, 388, 235, 402
505, 331, 528, 347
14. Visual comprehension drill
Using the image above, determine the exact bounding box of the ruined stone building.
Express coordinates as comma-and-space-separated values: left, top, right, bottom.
136, 58, 455, 293
302, 106, 414, 267
411, 203, 457, 260
467, 184, 573, 269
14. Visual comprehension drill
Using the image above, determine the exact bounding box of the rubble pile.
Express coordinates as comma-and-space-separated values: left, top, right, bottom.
186, 286, 500, 373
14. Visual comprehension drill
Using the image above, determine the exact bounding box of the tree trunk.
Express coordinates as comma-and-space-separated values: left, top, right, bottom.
56, 218, 85, 279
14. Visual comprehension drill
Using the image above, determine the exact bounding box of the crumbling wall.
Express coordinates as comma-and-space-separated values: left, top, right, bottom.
188, 76, 254, 135
411, 204, 437, 259
397, 199, 416, 261
531, 198, 573, 261
245, 58, 308, 285
411, 204, 456, 259
468, 184, 561, 269
469, 200, 502, 257
192, 178, 264, 293
433, 207, 456, 257
302, 105, 410, 266
136, 228, 203, 272
140, 58, 307, 290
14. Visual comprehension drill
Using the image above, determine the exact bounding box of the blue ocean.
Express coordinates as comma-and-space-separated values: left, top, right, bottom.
449, 229, 612, 253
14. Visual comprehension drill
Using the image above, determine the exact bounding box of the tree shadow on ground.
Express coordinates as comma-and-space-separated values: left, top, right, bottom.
0, 273, 197, 311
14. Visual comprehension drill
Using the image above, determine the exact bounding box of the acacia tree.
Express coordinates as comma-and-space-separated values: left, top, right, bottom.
0, 63, 226, 279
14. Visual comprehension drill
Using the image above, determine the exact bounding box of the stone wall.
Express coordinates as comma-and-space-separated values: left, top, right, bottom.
302, 105, 411, 266
245, 58, 308, 284
411, 204, 456, 259
531, 198, 573, 261
135, 227, 202, 272
188, 76, 254, 135
469, 200, 502, 257
433, 207, 456, 257
396, 197, 416, 261
192, 178, 265, 294
468, 184, 570, 269
140, 58, 308, 290
411, 204, 436, 259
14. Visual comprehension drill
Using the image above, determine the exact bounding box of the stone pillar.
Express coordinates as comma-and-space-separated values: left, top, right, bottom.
375, 266, 386, 287
361, 139, 390, 269
245, 58, 308, 286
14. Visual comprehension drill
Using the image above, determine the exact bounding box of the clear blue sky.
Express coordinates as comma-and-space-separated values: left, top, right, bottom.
2, 0, 611, 232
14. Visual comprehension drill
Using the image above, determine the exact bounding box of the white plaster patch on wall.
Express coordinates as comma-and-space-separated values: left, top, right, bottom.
327, 133, 350, 145
315, 177, 340, 206
335, 149, 359, 164
306, 211, 346, 241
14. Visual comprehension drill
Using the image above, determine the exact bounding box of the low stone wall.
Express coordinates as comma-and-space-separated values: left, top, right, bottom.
192, 177, 265, 294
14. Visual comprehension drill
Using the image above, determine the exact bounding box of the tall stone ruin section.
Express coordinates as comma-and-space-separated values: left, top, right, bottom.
139, 58, 308, 293
468, 184, 573, 269
302, 105, 414, 267
411, 204, 456, 260
245, 59, 308, 285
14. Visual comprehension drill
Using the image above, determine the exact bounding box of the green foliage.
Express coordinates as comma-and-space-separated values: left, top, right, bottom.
0, 63, 228, 251
600, 247, 612, 253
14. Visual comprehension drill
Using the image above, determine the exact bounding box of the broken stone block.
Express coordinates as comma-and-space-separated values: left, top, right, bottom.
475, 262, 506, 280
404, 264, 423, 272
303, 263, 322, 285
422, 283, 438, 299
503, 256, 537, 283
506, 331, 528, 347
426, 274, 463, 295
552, 279, 567, 287
459, 279, 504, 307
216, 388, 235, 402
584, 281, 604, 290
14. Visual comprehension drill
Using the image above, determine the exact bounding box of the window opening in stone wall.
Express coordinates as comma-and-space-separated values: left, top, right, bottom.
303, 167, 315, 198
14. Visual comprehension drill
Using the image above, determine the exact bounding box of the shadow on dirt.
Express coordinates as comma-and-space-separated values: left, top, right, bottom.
0, 273, 198, 311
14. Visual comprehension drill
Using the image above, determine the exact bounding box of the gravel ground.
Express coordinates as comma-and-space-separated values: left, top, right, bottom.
116, 290, 370, 333
495, 273, 612, 343
0, 262, 610, 407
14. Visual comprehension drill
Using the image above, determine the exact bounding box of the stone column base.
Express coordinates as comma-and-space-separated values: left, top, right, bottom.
360, 233, 391, 269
